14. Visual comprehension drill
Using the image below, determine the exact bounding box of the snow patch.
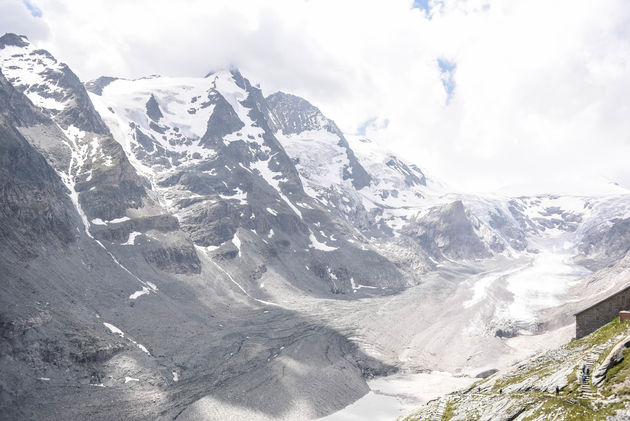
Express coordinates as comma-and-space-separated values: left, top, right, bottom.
251, 157, 302, 218
309, 230, 338, 251
103, 322, 151, 355
232, 233, 242, 257
103, 323, 125, 336
219, 187, 248, 205
109, 216, 130, 223
350, 277, 378, 291
129, 287, 150, 300
123, 232, 141, 245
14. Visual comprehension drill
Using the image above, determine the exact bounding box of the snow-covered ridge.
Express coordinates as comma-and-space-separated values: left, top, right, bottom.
91, 70, 271, 179
87, 60, 630, 269
0, 35, 68, 111
276, 129, 352, 198
287, 125, 630, 260
346, 134, 432, 209
91, 75, 219, 171
100, 76, 217, 139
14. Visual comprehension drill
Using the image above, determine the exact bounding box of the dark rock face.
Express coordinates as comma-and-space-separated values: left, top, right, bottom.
0, 115, 77, 256
199, 92, 244, 147
0, 70, 49, 127
145, 94, 163, 122
79, 183, 146, 221
266, 91, 340, 135
475, 369, 498, 378
84, 76, 118, 95
266, 91, 371, 189
488, 209, 527, 251
0, 33, 29, 48
386, 157, 426, 187
54, 63, 111, 134
0, 74, 139, 419
0, 73, 77, 256
576, 217, 630, 270
142, 239, 201, 274
403, 201, 492, 261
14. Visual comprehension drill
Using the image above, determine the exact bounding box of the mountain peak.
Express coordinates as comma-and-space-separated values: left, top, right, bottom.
267, 91, 303, 102
204, 65, 242, 79
265, 91, 372, 190
84, 76, 118, 95
265, 91, 337, 136
0, 33, 30, 49
145, 94, 163, 122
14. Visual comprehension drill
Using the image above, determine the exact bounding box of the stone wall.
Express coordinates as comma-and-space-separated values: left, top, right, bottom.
576, 287, 630, 339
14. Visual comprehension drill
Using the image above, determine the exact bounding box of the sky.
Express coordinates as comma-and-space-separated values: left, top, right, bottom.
2, 0, 630, 195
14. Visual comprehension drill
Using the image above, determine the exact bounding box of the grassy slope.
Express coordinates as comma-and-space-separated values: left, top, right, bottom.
403, 318, 630, 421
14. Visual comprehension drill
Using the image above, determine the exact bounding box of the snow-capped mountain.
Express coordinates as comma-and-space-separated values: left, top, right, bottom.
87, 68, 408, 298
264, 90, 630, 273
3, 32, 630, 421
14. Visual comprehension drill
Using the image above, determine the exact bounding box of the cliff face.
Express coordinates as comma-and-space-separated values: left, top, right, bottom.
0, 72, 78, 256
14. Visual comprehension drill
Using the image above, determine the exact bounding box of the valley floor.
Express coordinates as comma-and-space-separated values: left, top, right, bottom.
264, 233, 605, 420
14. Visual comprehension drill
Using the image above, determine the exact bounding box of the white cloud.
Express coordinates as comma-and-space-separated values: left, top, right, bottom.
0, 0, 49, 41
4, 0, 630, 194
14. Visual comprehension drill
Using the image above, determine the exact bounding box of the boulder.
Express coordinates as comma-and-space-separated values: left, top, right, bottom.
593, 334, 630, 385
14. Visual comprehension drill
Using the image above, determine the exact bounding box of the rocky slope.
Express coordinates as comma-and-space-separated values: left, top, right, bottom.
0, 34, 393, 421
403, 315, 630, 420
575, 216, 630, 271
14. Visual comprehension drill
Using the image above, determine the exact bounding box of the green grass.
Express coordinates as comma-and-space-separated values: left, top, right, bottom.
568, 317, 630, 398
441, 400, 456, 421
565, 369, 581, 397
600, 347, 630, 397
604, 347, 630, 383
403, 319, 630, 421
523, 395, 625, 421
491, 359, 554, 392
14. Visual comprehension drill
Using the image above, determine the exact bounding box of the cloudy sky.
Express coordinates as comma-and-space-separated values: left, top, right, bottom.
2, 0, 630, 194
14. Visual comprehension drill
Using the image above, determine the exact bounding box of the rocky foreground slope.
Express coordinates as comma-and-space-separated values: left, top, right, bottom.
403, 316, 630, 420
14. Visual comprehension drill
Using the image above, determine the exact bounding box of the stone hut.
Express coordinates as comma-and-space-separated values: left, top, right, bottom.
575, 284, 630, 339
